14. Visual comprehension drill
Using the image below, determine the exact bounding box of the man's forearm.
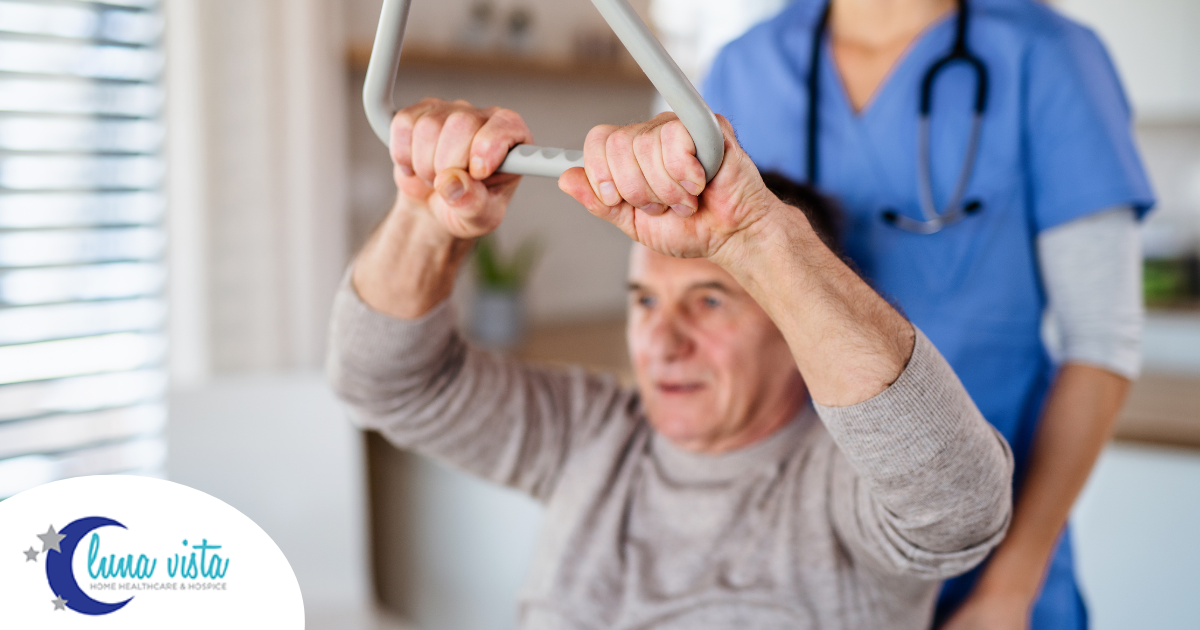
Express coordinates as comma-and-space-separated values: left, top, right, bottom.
352, 196, 474, 320
720, 200, 915, 407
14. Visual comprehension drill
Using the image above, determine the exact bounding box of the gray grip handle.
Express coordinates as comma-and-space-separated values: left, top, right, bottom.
363, 0, 725, 181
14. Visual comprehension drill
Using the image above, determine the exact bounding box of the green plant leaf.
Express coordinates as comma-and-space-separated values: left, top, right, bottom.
473, 234, 542, 291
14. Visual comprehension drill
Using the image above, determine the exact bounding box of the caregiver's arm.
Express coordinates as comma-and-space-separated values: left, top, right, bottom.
945, 208, 1140, 627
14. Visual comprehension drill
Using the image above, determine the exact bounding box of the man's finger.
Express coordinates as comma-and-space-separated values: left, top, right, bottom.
660, 119, 706, 198
435, 167, 504, 235
390, 98, 444, 179
470, 108, 533, 180
433, 167, 479, 208
583, 125, 621, 207
559, 166, 631, 232
435, 109, 487, 175
633, 123, 697, 218
410, 108, 452, 185
607, 124, 664, 215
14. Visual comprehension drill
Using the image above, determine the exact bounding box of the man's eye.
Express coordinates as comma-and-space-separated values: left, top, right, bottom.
702, 296, 721, 308
637, 295, 656, 308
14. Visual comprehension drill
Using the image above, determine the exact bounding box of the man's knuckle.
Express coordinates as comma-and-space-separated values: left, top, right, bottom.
586, 125, 612, 147
493, 108, 519, 124
663, 120, 684, 140
616, 179, 648, 202
445, 110, 475, 130
413, 114, 440, 133
633, 133, 658, 154
412, 97, 439, 114
393, 109, 415, 128
663, 151, 688, 168
608, 128, 634, 151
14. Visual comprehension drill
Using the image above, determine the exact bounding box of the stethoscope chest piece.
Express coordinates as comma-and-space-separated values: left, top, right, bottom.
881, 199, 984, 235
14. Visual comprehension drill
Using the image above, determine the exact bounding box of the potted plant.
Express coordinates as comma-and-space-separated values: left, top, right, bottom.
471, 234, 541, 348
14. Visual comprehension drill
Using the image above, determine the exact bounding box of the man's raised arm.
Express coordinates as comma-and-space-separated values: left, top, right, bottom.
352, 99, 530, 318
328, 100, 627, 501
558, 113, 1012, 576
558, 114, 913, 406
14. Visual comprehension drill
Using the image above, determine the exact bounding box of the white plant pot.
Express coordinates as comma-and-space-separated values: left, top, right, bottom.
472, 289, 525, 348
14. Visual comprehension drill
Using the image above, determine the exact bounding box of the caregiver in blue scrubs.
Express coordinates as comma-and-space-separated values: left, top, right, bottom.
702, 0, 1154, 627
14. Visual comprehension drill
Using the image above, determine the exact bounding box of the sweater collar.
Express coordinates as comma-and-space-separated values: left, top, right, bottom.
649, 403, 818, 483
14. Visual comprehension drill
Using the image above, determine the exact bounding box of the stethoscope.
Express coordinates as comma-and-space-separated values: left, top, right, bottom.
807, 0, 989, 234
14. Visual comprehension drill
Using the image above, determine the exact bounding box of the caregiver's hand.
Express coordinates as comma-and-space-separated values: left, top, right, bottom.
939, 591, 1030, 630
558, 113, 778, 266
390, 97, 532, 239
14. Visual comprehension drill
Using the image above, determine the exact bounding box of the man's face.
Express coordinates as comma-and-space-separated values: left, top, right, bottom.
626, 246, 806, 453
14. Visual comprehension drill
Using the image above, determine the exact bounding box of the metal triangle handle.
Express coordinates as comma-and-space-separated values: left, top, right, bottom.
363, 0, 725, 181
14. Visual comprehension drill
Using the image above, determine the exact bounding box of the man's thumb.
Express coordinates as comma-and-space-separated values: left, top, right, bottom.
434, 168, 483, 208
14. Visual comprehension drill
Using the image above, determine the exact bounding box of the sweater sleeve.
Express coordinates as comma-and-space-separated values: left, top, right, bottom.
816, 328, 1014, 579
325, 269, 632, 502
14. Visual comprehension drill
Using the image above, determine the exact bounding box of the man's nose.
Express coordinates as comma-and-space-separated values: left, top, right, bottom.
647, 309, 694, 363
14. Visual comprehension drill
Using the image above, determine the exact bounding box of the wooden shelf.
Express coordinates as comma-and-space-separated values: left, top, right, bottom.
346, 43, 652, 87
517, 317, 633, 384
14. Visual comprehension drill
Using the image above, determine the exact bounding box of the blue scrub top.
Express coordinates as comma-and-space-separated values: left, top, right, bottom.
703, 0, 1154, 626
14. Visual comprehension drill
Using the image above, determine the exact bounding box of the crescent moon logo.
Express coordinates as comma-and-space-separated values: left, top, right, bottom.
44, 517, 134, 616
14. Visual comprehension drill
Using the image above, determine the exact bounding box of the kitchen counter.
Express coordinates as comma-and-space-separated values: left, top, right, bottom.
1116, 372, 1200, 448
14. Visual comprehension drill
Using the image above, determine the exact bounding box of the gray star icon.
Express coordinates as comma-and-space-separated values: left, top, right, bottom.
37, 525, 65, 554
23, 547, 38, 562
51, 596, 67, 611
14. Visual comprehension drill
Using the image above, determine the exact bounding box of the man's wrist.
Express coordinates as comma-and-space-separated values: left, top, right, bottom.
353, 195, 474, 320
713, 197, 822, 295
712, 193, 916, 406
386, 194, 467, 250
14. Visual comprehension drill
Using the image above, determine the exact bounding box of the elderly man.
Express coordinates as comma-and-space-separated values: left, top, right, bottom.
327, 99, 1013, 629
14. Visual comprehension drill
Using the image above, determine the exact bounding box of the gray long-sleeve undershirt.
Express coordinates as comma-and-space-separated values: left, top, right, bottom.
326, 272, 1013, 629
1039, 206, 1143, 378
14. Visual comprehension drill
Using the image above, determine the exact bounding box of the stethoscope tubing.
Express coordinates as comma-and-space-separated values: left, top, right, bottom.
808, 0, 989, 234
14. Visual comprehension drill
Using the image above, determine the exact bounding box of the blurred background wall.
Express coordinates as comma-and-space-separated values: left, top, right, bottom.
0, 1, 1196, 629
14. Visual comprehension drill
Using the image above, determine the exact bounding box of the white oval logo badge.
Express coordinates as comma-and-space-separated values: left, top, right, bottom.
0, 475, 303, 627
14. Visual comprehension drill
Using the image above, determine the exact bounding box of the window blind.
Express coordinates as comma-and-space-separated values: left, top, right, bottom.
0, 0, 166, 498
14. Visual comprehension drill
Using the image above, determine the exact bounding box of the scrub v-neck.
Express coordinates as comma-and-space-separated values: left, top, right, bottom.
815, 8, 959, 203
824, 7, 959, 119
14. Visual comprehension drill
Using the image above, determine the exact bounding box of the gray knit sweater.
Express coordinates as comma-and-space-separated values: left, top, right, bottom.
326, 275, 1013, 630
